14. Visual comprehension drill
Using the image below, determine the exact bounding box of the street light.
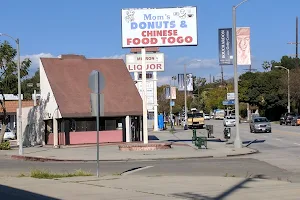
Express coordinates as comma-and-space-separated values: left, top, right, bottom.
275, 66, 290, 113
184, 59, 201, 130
233, 0, 249, 149
0, 33, 22, 155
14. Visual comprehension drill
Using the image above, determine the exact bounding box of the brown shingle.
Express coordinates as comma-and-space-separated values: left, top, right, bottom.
41, 56, 142, 118
0, 100, 34, 113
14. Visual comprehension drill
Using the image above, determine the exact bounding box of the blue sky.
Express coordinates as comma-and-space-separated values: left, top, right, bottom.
0, 0, 299, 85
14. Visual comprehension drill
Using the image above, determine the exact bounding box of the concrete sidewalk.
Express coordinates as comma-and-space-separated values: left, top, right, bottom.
1, 129, 257, 161
1, 175, 299, 199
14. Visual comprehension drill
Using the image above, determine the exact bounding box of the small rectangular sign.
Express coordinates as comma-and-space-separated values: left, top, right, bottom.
126, 53, 165, 72
227, 93, 235, 100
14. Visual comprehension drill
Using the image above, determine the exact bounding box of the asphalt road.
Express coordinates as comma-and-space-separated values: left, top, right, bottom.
205, 119, 300, 173
1, 155, 300, 182
0, 119, 299, 183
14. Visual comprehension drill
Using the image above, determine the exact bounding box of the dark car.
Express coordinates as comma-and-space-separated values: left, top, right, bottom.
291, 115, 300, 126
250, 117, 272, 133
280, 113, 296, 125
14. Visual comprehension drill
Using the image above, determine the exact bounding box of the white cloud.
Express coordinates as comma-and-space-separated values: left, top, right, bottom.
21, 53, 54, 71
157, 75, 172, 86
174, 57, 219, 69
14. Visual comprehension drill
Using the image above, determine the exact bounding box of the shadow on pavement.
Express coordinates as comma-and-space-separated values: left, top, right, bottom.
167, 139, 225, 143
0, 185, 59, 200
148, 135, 159, 140
172, 174, 267, 200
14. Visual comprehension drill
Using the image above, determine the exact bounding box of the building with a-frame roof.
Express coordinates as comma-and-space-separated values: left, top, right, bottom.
19, 54, 143, 146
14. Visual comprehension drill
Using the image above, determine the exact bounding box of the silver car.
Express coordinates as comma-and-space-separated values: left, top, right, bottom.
250, 117, 272, 133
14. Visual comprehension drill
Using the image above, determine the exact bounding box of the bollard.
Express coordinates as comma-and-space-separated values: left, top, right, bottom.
192, 129, 197, 143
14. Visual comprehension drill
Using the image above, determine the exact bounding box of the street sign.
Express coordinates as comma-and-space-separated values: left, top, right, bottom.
170, 100, 175, 107
227, 93, 235, 100
223, 100, 235, 106
90, 93, 104, 117
88, 70, 105, 94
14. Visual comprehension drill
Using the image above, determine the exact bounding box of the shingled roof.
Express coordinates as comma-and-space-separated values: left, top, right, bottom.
40, 55, 142, 118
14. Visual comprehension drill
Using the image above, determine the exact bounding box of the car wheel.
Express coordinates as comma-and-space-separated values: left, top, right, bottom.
250, 128, 253, 133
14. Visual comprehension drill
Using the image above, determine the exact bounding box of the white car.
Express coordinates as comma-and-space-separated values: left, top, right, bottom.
223, 116, 236, 127
204, 114, 210, 120
2, 127, 16, 140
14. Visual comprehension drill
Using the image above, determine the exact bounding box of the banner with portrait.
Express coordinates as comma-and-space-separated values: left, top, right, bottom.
186, 73, 193, 91
177, 74, 185, 91
236, 27, 251, 65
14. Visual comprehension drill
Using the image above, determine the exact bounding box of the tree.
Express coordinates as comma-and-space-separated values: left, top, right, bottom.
0, 41, 31, 143
239, 71, 286, 120
22, 69, 40, 100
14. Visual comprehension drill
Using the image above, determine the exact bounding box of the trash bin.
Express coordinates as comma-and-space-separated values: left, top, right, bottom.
206, 125, 213, 138
224, 127, 231, 139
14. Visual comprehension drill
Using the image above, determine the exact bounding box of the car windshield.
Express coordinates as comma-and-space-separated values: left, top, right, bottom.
188, 113, 203, 118
254, 117, 268, 123
226, 116, 235, 119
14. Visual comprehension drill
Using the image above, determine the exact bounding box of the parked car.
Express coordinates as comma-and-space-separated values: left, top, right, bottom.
204, 114, 210, 120
280, 113, 297, 125
291, 116, 300, 126
223, 115, 236, 127
250, 117, 271, 133
2, 127, 16, 140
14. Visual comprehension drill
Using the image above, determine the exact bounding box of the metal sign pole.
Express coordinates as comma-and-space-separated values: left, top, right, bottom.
96, 73, 100, 178
88, 70, 105, 178
141, 48, 148, 144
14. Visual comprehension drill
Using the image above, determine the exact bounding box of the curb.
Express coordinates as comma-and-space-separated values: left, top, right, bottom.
226, 149, 259, 157
10, 149, 259, 162
10, 155, 215, 162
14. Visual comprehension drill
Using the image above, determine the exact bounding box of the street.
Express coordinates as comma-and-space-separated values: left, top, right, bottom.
204, 120, 300, 173
0, 120, 300, 182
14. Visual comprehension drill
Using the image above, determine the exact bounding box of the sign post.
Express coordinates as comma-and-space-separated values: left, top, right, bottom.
141, 48, 148, 143
88, 70, 105, 177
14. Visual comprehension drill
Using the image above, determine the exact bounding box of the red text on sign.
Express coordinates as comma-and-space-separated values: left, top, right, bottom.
126, 36, 193, 45
127, 64, 163, 71
141, 30, 178, 37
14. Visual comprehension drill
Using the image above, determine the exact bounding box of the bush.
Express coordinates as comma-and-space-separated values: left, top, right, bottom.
0, 141, 11, 150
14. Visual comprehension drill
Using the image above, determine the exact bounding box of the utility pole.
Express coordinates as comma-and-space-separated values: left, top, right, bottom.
287, 16, 299, 68
296, 16, 299, 68
220, 65, 224, 85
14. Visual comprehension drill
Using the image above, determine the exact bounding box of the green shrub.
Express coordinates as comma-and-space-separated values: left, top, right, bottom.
0, 141, 11, 150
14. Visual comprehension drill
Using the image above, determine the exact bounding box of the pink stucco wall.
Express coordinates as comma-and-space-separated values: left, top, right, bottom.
47, 130, 123, 145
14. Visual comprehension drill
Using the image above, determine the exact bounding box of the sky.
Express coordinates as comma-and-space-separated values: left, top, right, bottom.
0, 0, 299, 85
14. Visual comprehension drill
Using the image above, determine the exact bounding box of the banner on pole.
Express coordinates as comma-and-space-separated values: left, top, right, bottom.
218, 28, 233, 65
236, 27, 251, 65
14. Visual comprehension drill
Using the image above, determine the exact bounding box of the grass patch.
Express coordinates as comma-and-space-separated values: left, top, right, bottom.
20, 169, 93, 179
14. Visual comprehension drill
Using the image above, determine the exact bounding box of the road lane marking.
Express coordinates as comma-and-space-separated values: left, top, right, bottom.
294, 143, 300, 146
121, 166, 153, 176
275, 138, 281, 141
